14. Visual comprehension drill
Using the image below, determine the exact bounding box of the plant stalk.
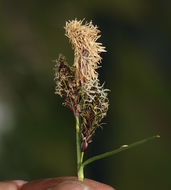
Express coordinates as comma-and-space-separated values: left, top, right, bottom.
75, 114, 84, 181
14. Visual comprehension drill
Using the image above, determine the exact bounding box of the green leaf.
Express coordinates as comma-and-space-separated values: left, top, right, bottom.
82, 135, 160, 167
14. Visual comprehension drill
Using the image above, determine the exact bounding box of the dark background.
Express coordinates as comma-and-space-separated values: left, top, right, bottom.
0, 0, 171, 189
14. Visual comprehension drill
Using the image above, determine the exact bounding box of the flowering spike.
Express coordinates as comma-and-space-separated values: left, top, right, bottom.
65, 19, 106, 82
55, 19, 109, 153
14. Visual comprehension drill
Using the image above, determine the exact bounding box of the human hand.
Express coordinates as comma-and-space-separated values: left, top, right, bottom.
0, 177, 115, 190
0, 180, 26, 190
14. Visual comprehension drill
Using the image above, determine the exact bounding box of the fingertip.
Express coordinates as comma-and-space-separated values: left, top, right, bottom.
47, 179, 115, 190
21, 177, 115, 190
0, 181, 22, 190
0, 180, 27, 190
47, 180, 90, 190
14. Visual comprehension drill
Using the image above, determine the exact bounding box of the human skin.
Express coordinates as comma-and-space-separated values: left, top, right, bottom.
0, 177, 115, 190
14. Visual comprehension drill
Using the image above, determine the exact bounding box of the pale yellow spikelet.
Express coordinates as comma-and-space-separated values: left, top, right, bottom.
65, 19, 106, 82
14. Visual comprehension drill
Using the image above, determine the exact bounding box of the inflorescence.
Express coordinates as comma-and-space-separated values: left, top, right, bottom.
55, 19, 109, 152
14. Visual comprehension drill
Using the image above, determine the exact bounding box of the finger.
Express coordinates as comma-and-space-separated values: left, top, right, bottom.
48, 180, 90, 190
48, 179, 114, 190
21, 177, 114, 190
0, 180, 27, 190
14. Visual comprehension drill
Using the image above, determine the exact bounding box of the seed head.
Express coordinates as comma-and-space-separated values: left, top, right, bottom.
55, 20, 109, 152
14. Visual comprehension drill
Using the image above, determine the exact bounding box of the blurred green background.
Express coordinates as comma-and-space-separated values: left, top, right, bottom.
0, 0, 171, 189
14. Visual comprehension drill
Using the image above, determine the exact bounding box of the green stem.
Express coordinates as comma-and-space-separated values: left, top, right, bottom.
78, 164, 84, 181
75, 114, 84, 181
82, 135, 160, 168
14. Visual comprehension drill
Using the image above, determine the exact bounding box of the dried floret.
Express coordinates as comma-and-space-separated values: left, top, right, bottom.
65, 19, 106, 82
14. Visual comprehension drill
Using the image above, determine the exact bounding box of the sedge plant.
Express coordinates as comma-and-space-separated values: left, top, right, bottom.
54, 19, 160, 182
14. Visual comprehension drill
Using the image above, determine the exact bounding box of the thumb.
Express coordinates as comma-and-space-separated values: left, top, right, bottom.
21, 177, 115, 190
48, 180, 90, 190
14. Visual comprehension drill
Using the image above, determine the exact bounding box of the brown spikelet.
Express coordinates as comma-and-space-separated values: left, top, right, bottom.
54, 54, 81, 113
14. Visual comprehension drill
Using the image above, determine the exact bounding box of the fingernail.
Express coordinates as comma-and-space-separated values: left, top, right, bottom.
47, 180, 90, 190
